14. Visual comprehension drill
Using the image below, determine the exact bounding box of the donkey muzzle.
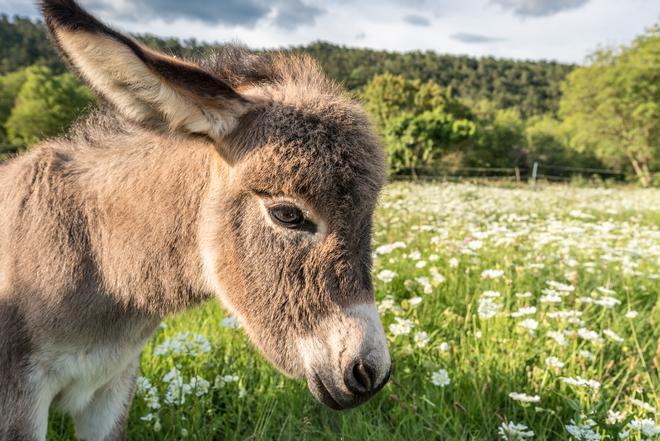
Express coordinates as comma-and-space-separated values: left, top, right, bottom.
299, 303, 391, 410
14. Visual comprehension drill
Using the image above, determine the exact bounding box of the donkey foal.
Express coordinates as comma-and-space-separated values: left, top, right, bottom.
0, 1, 392, 440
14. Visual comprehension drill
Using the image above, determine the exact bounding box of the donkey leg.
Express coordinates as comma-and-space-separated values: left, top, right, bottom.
0, 303, 50, 441
0, 387, 49, 441
72, 358, 140, 441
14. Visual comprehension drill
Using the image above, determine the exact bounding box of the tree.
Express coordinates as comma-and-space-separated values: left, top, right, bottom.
5, 66, 93, 147
360, 73, 418, 127
0, 16, 574, 116
524, 114, 606, 171
0, 67, 28, 150
560, 23, 660, 185
524, 115, 572, 165
383, 109, 475, 176
469, 101, 526, 168
362, 74, 478, 175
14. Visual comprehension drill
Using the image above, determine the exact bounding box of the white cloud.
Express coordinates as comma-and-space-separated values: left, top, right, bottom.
490, 0, 590, 17
0, 0, 657, 63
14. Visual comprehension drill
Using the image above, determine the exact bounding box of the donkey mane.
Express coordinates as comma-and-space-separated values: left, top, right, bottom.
200, 45, 338, 95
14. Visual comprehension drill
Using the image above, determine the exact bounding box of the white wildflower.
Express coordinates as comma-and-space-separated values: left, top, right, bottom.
630, 398, 656, 414
594, 296, 621, 308
163, 367, 191, 405
562, 376, 601, 391
579, 350, 595, 360
481, 269, 504, 279
136, 376, 160, 410
511, 306, 536, 318
221, 316, 242, 329
566, 420, 601, 440
136, 376, 153, 395
603, 329, 624, 343
577, 328, 604, 344
540, 293, 563, 303
545, 356, 565, 369
629, 419, 660, 437
518, 319, 539, 334
189, 375, 210, 397
448, 257, 459, 268
515, 292, 533, 298
214, 374, 240, 388
409, 296, 423, 306
431, 369, 450, 387
377, 269, 397, 283
414, 331, 430, 348
548, 331, 568, 346
154, 332, 212, 357
624, 310, 638, 319
430, 267, 446, 285
467, 240, 483, 251
547, 310, 582, 320
547, 280, 575, 292
482, 290, 501, 298
606, 410, 625, 425
375, 241, 406, 255
389, 317, 413, 336
478, 297, 502, 319
509, 392, 541, 403
498, 422, 535, 440
378, 296, 397, 313
439, 342, 450, 352
416, 276, 433, 294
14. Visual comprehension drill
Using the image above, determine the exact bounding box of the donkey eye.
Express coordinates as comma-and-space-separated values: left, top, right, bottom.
268, 205, 306, 228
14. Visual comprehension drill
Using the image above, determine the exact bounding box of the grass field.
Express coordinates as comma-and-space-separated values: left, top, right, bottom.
48, 182, 659, 440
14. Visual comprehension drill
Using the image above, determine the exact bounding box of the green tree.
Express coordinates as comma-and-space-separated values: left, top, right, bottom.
360, 73, 418, 127
5, 66, 93, 147
469, 102, 526, 168
524, 115, 572, 165
0, 67, 28, 151
383, 109, 475, 176
560, 23, 660, 185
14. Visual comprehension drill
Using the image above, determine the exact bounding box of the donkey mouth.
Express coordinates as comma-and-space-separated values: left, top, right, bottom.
308, 372, 343, 410
307, 367, 391, 411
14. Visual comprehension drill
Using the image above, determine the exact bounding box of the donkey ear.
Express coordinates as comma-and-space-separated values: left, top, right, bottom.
41, 0, 250, 142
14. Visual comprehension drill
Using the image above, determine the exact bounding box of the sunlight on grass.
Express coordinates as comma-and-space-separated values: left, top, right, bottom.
48, 182, 660, 440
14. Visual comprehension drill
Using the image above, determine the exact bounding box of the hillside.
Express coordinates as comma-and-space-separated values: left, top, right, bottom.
0, 14, 573, 117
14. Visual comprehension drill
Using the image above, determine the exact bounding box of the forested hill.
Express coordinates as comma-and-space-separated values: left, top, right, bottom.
295, 43, 573, 116
0, 14, 573, 116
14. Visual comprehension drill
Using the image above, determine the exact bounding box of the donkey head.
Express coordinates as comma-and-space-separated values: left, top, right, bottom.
43, 0, 391, 410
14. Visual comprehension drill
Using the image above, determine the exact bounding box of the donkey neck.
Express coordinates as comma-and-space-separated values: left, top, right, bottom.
75, 129, 218, 317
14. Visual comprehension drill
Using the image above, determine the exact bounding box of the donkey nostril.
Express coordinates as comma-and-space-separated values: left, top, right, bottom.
345, 359, 376, 395
353, 361, 374, 391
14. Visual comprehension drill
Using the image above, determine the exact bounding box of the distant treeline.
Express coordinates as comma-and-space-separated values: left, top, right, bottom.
1, 15, 658, 185
1, 15, 572, 117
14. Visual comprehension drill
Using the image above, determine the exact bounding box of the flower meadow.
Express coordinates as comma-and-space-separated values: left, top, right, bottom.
48, 182, 659, 440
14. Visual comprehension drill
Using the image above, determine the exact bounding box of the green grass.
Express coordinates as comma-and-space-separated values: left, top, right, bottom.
48, 182, 659, 440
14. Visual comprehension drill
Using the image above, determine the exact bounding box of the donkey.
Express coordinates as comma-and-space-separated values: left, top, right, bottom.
0, 1, 392, 439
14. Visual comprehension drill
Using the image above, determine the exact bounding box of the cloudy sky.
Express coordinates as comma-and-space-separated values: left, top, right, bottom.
2, 0, 658, 63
